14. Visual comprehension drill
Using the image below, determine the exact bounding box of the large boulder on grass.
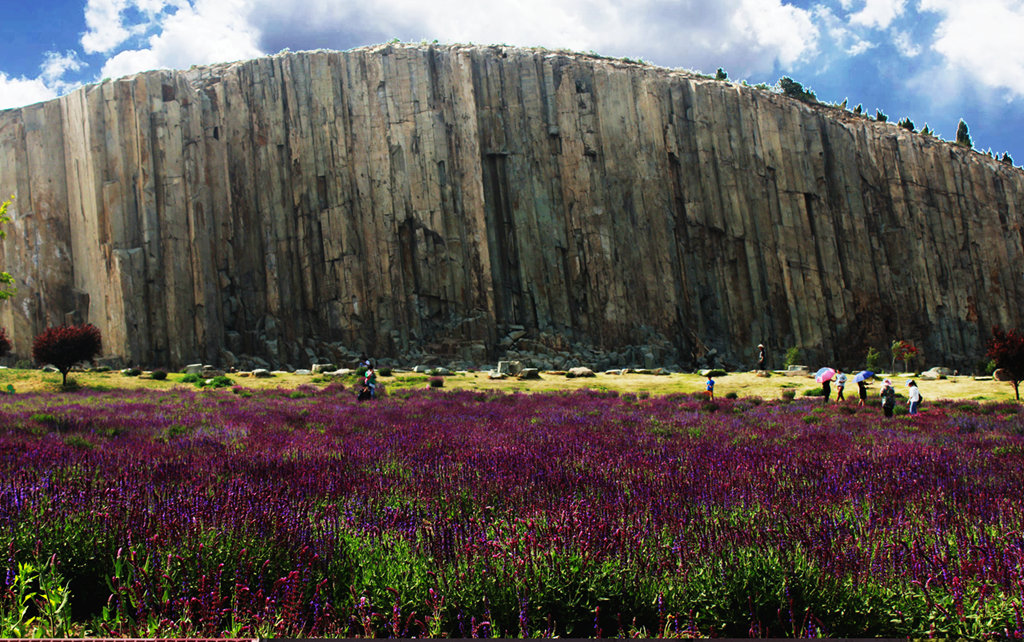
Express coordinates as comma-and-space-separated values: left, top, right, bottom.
566, 366, 595, 378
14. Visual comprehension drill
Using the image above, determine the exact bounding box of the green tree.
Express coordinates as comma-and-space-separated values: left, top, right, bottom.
0, 196, 15, 300
1000, 152, 1014, 165
875, 109, 888, 122
897, 117, 914, 131
920, 124, 932, 136
865, 347, 880, 372
777, 77, 816, 103
715, 67, 728, 81
956, 119, 973, 148
783, 346, 802, 369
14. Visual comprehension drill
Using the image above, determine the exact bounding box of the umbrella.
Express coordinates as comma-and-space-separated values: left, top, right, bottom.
815, 367, 836, 383
854, 370, 874, 383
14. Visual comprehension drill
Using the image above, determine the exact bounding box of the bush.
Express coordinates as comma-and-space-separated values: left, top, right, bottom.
956, 119, 972, 148
201, 375, 233, 389
151, 370, 168, 380
777, 76, 816, 103
428, 376, 444, 388
32, 324, 103, 386
724, 391, 738, 400
378, 367, 392, 377
121, 368, 142, 377
706, 369, 727, 377
780, 389, 797, 401
803, 387, 824, 396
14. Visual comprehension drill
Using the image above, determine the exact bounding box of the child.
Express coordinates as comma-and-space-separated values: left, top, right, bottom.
706, 374, 715, 400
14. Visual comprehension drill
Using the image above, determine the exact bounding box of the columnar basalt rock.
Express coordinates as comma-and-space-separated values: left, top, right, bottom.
1, 44, 1022, 369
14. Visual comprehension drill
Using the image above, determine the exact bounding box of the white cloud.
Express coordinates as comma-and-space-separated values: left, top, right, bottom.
246, 0, 820, 79
0, 51, 89, 110
729, 0, 819, 68
892, 30, 921, 57
849, 0, 907, 29
847, 39, 876, 56
920, 0, 1024, 99
97, 0, 263, 80
81, 0, 134, 54
41, 51, 87, 91
0, 74, 57, 110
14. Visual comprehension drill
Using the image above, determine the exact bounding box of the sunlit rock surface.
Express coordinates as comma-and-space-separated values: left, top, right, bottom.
1, 44, 1022, 368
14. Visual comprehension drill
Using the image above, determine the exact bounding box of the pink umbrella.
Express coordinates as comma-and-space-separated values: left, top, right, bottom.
815, 367, 836, 383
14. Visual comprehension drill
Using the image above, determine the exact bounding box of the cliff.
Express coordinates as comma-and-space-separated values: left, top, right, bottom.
1, 43, 1022, 370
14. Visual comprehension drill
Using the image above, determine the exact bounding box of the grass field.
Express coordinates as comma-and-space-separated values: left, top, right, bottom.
1, 366, 1014, 403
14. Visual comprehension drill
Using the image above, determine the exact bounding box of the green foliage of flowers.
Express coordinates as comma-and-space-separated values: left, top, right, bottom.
1, 388, 1023, 637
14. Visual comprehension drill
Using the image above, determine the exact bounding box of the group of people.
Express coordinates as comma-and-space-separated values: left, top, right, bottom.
821, 371, 921, 416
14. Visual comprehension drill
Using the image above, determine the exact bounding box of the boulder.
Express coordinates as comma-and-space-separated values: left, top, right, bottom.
252, 369, 273, 378
311, 363, 337, 373
184, 363, 204, 375
496, 360, 523, 376
517, 368, 540, 379
566, 366, 596, 378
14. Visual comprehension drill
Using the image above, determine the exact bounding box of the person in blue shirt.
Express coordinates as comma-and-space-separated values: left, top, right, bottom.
706, 375, 715, 400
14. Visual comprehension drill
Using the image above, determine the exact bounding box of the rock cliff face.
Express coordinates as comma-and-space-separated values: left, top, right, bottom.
1, 43, 1022, 370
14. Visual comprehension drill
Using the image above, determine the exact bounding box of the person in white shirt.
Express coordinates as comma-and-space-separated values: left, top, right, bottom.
907, 380, 921, 415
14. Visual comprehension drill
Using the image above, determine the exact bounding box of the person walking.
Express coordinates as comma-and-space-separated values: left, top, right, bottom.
365, 366, 378, 399
857, 379, 868, 406
880, 379, 896, 417
835, 371, 847, 402
821, 376, 831, 404
706, 374, 715, 400
907, 380, 921, 415
757, 344, 766, 371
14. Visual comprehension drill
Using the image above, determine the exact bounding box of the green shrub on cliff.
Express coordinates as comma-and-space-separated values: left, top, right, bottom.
777, 77, 816, 103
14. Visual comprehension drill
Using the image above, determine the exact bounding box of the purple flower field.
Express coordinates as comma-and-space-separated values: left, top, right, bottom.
2, 384, 1024, 637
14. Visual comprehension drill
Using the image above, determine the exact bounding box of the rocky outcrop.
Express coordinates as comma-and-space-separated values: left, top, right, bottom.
1, 43, 1022, 369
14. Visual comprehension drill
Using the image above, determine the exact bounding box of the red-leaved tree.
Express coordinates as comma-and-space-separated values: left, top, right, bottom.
987, 326, 1024, 401
891, 339, 920, 373
32, 324, 102, 386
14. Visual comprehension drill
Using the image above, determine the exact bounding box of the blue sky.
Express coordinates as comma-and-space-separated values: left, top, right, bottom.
1, 0, 1023, 163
